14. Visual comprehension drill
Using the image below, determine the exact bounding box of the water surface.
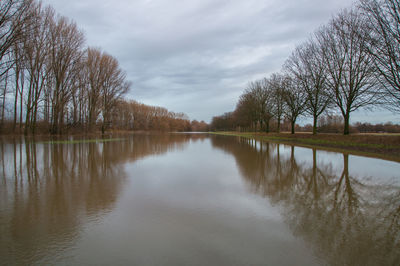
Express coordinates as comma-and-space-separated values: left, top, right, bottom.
1, 134, 399, 265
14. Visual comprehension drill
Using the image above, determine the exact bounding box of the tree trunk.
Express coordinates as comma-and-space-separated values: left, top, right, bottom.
24, 108, 30, 135
1, 72, 8, 128
13, 78, 19, 131
343, 113, 350, 135
277, 117, 281, 133
24, 88, 32, 135
51, 110, 57, 134
313, 115, 318, 135
291, 119, 295, 134
19, 81, 23, 130
1, 92, 6, 128
59, 107, 65, 134
31, 103, 38, 135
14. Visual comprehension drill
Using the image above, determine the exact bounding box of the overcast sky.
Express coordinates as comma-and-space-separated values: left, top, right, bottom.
42, 0, 399, 124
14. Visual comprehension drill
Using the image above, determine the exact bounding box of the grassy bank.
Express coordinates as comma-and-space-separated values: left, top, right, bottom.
211, 131, 400, 162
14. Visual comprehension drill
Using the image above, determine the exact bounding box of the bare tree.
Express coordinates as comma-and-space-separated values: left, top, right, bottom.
320, 9, 379, 135
282, 74, 307, 134
285, 39, 331, 135
249, 81, 266, 131
85, 47, 104, 131
235, 87, 258, 131
0, 0, 32, 79
48, 14, 84, 134
83, 48, 129, 132
236, 80, 275, 132
69, 60, 86, 127
269, 73, 286, 133
360, 0, 400, 112
259, 78, 276, 133
0, 67, 10, 126
11, 37, 24, 130
0, 0, 135, 135
0, 0, 32, 131
99, 53, 130, 133
22, 4, 53, 134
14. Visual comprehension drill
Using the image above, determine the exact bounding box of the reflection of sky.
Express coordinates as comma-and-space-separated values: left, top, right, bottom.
124, 139, 281, 220
220, 139, 400, 185
349, 156, 400, 184
290, 144, 400, 184
64, 138, 321, 265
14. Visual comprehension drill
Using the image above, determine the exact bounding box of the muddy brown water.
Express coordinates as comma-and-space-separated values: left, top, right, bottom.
1, 134, 399, 265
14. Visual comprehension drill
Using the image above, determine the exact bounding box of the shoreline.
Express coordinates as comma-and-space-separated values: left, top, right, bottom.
2, 130, 400, 162
211, 131, 400, 163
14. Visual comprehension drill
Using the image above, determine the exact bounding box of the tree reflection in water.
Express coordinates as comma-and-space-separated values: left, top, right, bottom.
212, 135, 400, 265
0, 134, 200, 265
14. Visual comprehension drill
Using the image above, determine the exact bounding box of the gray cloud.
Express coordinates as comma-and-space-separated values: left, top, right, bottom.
43, 0, 380, 123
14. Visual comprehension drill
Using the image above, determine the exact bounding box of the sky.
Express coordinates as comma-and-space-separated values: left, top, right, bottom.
42, 0, 399, 124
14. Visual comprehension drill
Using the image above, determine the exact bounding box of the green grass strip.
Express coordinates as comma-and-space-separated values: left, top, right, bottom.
210, 132, 400, 149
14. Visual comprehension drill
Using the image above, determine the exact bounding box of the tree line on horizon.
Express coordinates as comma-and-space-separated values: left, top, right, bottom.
0, 0, 206, 135
211, 0, 400, 135
111, 99, 209, 132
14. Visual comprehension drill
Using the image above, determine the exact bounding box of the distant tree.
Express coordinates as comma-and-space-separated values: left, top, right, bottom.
110, 99, 192, 132
259, 78, 276, 133
190, 120, 208, 132
234, 80, 275, 132
269, 73, 286, 133
251, 80, 275, 132
318, 114, 344, 133
234, 91, 257, 131
211, 112, 235, 131
281, 75, 307, 134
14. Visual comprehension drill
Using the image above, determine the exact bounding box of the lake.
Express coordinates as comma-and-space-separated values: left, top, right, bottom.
1, 133, 399, 265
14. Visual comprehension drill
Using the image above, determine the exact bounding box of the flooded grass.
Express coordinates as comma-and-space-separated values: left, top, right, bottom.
39, 138, 126, 144
212, 131, 400, 162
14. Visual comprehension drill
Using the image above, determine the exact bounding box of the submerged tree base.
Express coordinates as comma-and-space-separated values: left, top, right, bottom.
211, 131, 400, 162
39, 138, 126, 144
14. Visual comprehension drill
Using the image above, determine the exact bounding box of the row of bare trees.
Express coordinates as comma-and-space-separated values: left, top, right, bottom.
212, 0, 400, 135
109, 100, 208, 132
0, 0, 130, 134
